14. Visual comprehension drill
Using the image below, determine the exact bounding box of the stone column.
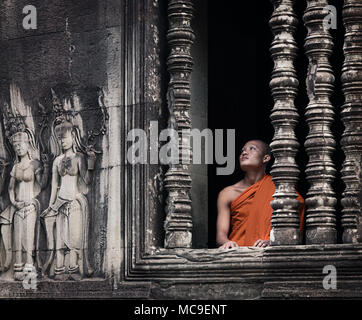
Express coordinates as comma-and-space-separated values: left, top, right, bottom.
303, 0, 337, 244
269, 0, 301, 245
341, 0, 362, 243
164, 0, 194, 248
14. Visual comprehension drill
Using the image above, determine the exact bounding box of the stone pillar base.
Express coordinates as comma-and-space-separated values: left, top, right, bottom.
164, 231, 192, 249
306, 227, 337, 245
270, 228, 300, 246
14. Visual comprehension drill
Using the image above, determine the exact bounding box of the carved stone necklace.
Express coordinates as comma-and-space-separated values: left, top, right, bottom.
15, 161, 33, 182
17, 161, 31, 171
59, 155, 75, 176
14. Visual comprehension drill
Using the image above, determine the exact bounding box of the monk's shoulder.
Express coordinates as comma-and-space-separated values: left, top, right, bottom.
218, 186, 233, 197
218, 186, 237, 203
218, 182, 245, 204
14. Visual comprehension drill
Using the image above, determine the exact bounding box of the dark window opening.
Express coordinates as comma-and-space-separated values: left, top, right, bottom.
207, 0, 345, 248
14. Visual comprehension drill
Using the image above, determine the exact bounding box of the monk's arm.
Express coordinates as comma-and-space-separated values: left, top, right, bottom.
216, 189, 237, 248
297, 194, 305, 242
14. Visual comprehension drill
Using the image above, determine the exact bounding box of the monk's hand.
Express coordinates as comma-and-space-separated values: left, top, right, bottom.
219, 241, 238, 249
253, 239, 270, 248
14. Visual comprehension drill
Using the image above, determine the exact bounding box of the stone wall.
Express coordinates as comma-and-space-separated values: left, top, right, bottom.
0, 0, 361, 300
0, 0, 162, 284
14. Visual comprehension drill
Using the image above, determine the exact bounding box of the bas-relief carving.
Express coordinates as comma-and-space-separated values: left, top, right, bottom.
0, 102, 49, 280
41, 90, 97, 281
0, 85, 107, 281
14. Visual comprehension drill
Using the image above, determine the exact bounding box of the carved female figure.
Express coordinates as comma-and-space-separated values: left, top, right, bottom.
0, 129, 49, 280
42, 118, 95, 281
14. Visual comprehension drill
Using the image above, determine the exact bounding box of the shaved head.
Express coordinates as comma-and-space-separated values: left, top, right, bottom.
239, 139, 272, 173
247, 140, 271, 156
260, 140, 272, 156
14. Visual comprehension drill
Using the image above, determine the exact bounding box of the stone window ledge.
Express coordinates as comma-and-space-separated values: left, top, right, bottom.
127, 244, 362, 278
1, 244, 361, 299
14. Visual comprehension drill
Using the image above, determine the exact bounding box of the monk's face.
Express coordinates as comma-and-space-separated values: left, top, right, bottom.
239, 140, 268, 171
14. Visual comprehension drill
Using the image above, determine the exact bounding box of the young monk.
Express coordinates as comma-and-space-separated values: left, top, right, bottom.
216, 139, 304, 249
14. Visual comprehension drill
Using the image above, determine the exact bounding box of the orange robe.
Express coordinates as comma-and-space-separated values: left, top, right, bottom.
229, 174, 304, 246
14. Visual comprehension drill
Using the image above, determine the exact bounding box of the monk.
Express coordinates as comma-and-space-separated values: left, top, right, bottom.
216, 139, 304, 249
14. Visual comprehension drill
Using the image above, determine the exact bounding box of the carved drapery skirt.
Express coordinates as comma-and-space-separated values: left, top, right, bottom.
13, 202, 38, 253
0, 205, 15, 226
56, 199, 83, 251
45, 193, 93, 276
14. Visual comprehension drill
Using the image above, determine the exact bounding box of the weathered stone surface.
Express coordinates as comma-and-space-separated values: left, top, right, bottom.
262, 280, 362, 299
163, 0, 195, 249
269, 0, 302, 245
0, 0, 128, 285
340, 0, 362, 243
303, 0, 337, 244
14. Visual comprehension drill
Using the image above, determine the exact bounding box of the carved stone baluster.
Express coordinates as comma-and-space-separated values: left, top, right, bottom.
303, 0, 337, 244
164, 0, 194, 248
269, 0, 301, 245
341, 0, 362, 243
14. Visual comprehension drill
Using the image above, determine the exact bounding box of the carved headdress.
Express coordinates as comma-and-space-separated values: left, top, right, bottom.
48, 89, 84, 156
47, 88, 106, 157
2, 102, 36, 157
